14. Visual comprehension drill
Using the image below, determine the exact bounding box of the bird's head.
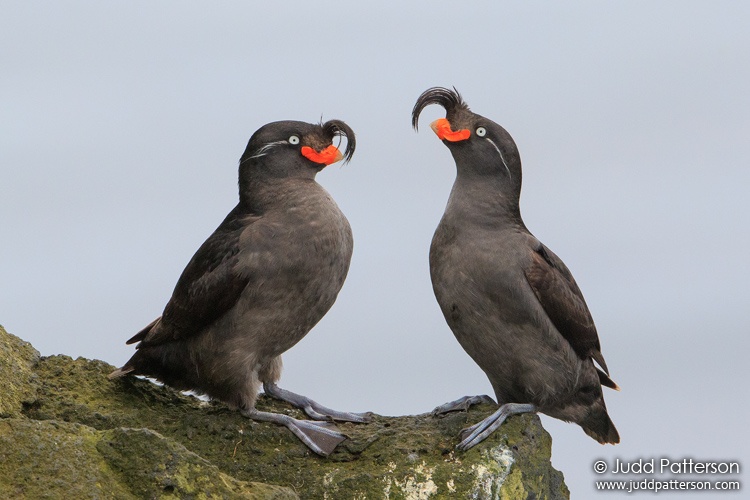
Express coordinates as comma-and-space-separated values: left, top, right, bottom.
412, 87, 521, 189
240, 119, 355, 180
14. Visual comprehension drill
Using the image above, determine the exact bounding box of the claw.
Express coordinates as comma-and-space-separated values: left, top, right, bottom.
432, 395, 495, 416
241, 408, 347, 457
263, 382, 370, 423
286, 419, 347, 456
455, 403, 536, 451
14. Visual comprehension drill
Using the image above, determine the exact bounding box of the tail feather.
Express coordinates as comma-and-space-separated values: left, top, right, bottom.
108, 366, 134, 380
126, 317, 159, 345
597, 368, 620, 391
581, 407, 620, 444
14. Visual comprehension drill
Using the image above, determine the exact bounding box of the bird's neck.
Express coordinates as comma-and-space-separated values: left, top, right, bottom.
238, 176, 319, 213
446, 174, 525, 228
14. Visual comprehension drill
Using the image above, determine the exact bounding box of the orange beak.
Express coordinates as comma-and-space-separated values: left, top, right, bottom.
430, 118, 470, 142
301, 145, 344, 165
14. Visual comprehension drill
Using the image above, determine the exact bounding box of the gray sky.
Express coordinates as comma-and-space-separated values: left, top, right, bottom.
2, 2, 748, 497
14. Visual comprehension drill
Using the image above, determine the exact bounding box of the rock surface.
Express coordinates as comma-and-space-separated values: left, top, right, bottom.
0, 325, 569, 499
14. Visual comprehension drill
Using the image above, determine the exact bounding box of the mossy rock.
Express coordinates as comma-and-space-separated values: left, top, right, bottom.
1, 325, 569, 499
0, 418, 296, 499
0, 325, 40, 417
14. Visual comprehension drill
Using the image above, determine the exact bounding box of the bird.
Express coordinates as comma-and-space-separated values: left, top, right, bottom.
109, 119, 367, 456
412, 87, 619, 450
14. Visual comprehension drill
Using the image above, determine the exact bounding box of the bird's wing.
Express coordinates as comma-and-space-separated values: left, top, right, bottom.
523, 241, 612, 376
128, 208, 256, 347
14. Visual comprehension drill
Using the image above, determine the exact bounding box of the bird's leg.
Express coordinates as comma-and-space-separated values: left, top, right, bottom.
432, 395, 496, 416
456, 403, 536, 451
240, 407, 347, 457
263, 382, 370, 423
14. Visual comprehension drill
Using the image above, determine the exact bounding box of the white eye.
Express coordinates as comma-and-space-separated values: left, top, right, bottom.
476, 127, 487, 137
288, 135, 300, 145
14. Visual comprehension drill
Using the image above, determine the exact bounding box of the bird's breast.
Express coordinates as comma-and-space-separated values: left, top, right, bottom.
429, 219, 581, 403
225, 193, 352, 358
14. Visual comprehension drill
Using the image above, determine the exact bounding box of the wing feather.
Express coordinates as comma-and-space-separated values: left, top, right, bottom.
524, 242, 611, 376
130, 206, 256, 347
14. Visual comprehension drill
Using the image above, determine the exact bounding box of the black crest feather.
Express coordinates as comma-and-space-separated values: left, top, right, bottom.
322, 119, 356, 164
411, 86, 469, 131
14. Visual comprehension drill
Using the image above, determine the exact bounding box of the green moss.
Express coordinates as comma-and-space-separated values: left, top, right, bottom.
0, 325, 40, 417
0, 418, 296, 499
0, 418, 134, 499
96, 427, 296, 499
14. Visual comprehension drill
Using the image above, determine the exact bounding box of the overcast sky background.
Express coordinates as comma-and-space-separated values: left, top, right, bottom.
2, 2, 748, 497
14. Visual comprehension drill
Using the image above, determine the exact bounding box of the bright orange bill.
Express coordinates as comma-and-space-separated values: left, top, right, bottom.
301, 145, 344, 165
430, 118, 470, 142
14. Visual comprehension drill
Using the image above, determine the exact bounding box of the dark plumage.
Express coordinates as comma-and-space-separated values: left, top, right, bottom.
412, 87, 619, 449
110, 119, 366, 456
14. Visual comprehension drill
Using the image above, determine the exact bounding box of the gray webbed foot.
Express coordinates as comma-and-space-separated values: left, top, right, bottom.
263, 382, 370, 423
240, 407, 347, 457
432, 395, 495, 416
456, 403, 536, 451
